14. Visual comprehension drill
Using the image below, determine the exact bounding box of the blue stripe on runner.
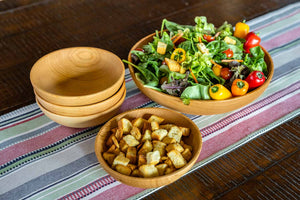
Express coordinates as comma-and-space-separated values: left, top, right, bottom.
0, 108, 41, 127
0, 121, 58, 150
0, 153, 99, 200
249, 3, 300, 30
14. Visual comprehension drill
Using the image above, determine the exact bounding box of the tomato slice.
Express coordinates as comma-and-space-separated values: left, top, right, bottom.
203, 34, 215, 42
223, 49, 233, 58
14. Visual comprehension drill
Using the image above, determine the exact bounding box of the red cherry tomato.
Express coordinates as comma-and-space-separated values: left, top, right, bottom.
223, 49, 233, 58
135, 47, 145, 52
220, 68, 233, 80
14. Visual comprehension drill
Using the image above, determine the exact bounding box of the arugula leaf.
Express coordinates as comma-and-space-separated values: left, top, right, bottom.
244, 46, 268, 75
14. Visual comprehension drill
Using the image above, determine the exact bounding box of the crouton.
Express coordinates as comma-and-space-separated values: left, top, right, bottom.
132, 118, 145, 130
106, 134, 114, 147
106, 144, 116, 153
126, 146, 137, 164
162, 136, 177, 144
167, 150, 187, 169
119, 139, 129, 152
151, 121, 160, 131
123, 135, 139, 147
179, 127, 190, 136
164, 158, 174, 167
127, 163, 137, 171
146, 150, 161, 165
148, 115, 165, 124
139, 164, 159, 178
168, 126, 182, 143
131, 169, 140, 177
138, 154, 147, 166
153, 140, 167, 156
130, 126, 142, 140
183, 143, 193, 152
115, 164, 131, 176
141, 129, 152, 142
156, 163, 168, 176
166, 143, 184, 153
111, 135, 119, 148
142, 121, 151, 133
165, 167, 176, 175
112, 154, 130, 167
181, 148, 192, 161
114, 128, 123, 141
103, 152, 116, 166
159, 124, 175, 131
152, 129, 168, 141
118, 118, 132, 134
138, 140, 153, 155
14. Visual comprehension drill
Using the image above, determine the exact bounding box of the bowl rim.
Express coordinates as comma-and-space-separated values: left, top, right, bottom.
30, 46, 125, 105
95, 107, 203, 185
34, 80, 126, 116
36, 87, 126, 119
127, 32, 274, 105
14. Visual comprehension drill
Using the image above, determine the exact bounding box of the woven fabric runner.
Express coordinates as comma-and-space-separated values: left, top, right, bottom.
1, 3, 300, 200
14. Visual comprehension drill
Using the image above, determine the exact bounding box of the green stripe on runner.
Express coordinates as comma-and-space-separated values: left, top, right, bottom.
0, 129, 97, 176
257, 13, 300, 35
29, 166, 109, 200
0, 115, 52, 141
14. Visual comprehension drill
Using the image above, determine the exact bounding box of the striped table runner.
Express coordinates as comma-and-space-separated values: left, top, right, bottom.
1, 3, 300, 200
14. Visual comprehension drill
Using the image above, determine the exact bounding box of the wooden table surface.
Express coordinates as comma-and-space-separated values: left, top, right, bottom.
0, 0, 299, 199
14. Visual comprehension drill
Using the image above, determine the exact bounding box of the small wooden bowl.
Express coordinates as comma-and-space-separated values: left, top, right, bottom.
30, 47, 125, 106
35, 81, 125, 117
95, 108, 203, 188
127, 33, 274, 115
36, 89, 126, 128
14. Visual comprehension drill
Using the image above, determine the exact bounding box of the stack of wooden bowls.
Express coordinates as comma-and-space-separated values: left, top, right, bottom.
30, 47, 125, 128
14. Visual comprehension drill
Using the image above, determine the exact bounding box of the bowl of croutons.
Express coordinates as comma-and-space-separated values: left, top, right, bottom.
95, 107, 202, 188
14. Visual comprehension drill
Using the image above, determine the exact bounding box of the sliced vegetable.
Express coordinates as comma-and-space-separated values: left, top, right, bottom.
221, 59, 243, 63
245, 71, 265, 90
203, 34, 215, 42
231, 79, 249, 96
189, 68, 198, 83
157, 41, 167, 55
224, 36, 236, 45
234, 21, 249, 39
171, 32, 184, 44
196, 43, 209, 54
209, 84, 232, 100
244, 32, 261, 53
164, 58, 181, 72
212, 65, 222, 77
223, 49, 233, 58
220, 67, 232, 80
171, 48, 186, 63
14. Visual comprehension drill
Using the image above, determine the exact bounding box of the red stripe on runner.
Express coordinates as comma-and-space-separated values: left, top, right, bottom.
261, 26, 300, 51
0, 113, 44, 131
0, 125, 84, 165
200, 82, 299, 137
253, 9, 300, 32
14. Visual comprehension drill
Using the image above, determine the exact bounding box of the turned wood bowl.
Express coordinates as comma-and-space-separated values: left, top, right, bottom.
35, 81, 125, 117
127, 33, 274, 115
30, 47, 125, 106
95, 107, 203, 188
36, 90, 126, 128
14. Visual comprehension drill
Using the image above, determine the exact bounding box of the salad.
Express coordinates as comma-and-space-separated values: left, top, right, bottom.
123, 16, 268, 104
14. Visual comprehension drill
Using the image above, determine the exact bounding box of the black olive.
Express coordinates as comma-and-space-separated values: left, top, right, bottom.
241, 65, 250, 77
131, 54, 140, 65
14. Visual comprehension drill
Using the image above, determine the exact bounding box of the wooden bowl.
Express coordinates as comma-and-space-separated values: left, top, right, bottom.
36, 89, 126, 128
95, 107, 203, 188
127, 33, 274, 115
35, 81, 125, 117
30, 47, 125, 106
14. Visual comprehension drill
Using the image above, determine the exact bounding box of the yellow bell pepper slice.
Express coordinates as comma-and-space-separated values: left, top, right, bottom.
170, 48, 186, 63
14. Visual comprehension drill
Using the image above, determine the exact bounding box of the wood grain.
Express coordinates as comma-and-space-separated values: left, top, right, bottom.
143, 116, 300, 200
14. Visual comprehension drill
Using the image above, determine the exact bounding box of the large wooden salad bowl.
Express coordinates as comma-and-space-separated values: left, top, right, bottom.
95, 108, 202, 188
128, 33, 274, 115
